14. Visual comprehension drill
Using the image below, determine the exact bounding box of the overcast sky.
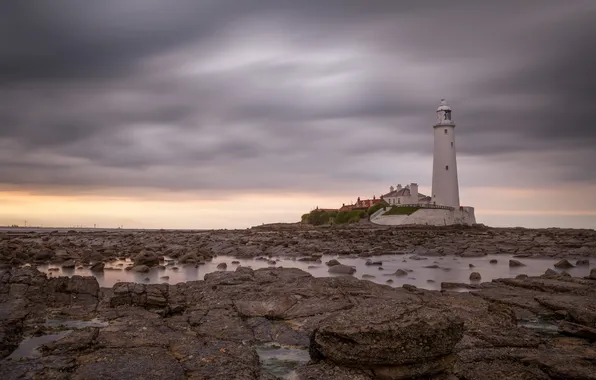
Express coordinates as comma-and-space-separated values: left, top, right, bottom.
1, 1, 595, 229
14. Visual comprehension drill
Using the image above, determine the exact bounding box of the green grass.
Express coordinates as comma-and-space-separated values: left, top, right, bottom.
383, 206, 421, 216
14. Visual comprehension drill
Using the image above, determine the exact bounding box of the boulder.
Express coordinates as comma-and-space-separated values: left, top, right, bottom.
90, 262, 104, 272
576, 259, 589, 266
216, 262, 227, 270
544, 268, 558, 277
469, 272, 481, 281
489, 259, 498, 264
328, 265, 356, 275
326, 259, 341, 267
509, 260, 525, 267
365, 260, 382, 266
131, 265, 150, 273
391, 269, 408, 276
589, 268, 596, 280
310, 304, 464, 366
553, 259, 574, 269
61, 260, 76, 269
133, 251, 160, 267
34, 251, 54, 261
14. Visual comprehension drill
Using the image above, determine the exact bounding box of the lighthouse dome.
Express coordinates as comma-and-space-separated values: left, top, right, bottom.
437, 98, 451, 112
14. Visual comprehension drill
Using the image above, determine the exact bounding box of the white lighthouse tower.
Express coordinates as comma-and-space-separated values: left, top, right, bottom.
431, 99, 460, 207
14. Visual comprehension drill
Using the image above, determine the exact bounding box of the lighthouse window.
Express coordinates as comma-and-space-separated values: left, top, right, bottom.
444, 129, 448, 134
445, 165, 449, 170
451, 142, 454, 147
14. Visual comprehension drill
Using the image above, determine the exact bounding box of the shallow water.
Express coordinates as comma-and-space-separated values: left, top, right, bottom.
256, 344, 310, 379
34, 254, 592, 290
43, 317, 108, 329
7, 331, 72, 360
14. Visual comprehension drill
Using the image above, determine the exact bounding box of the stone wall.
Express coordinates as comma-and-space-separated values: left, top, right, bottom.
372, 207, 476, 226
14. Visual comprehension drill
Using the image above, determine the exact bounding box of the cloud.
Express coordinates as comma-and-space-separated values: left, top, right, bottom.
1, 0, 595, 199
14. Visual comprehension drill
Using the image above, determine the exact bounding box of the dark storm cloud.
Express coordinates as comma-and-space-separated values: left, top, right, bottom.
0, 0, 595, 195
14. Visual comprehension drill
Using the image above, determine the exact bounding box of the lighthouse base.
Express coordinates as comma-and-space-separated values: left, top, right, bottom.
371, 206, 476, 226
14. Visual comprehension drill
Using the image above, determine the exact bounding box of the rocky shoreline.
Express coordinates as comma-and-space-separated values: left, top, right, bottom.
1, 225, 595, 270
2, 261, 596, 379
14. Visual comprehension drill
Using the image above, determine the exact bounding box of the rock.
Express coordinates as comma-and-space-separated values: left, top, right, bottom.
391, 269, 408, 276
362, 274, 375, 279
231, 260, 240, 264
216, 262, 227, 270
61, 260, 76, 269
427, 279, 436, 283
553, 259, 574, 269
178, 253, 198, 264
469, 272, 481, 281
310, 304, 464, 366
34, 251, 54, 261
558, 320, 596, 341
408, 255, 427, 261
365, 260, 382, 266
131, 265, 150, 273
489, 259, 498, 264
544, 268, 558, 276
589, 268, 596, 279
160, 276, 169, 281
328, 265, 356, 275
386, 279, 393, 284
326, 259, 341, 266
423, 265, 439, 269
469, 264, 475, 268
90, 262, 105, 272
372, 355, 456, 380
133, 251, 160, 267
509, 259, 525, 267
576, 259, 589, 266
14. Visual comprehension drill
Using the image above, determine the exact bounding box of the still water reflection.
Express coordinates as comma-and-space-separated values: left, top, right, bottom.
34, 254, 592, 290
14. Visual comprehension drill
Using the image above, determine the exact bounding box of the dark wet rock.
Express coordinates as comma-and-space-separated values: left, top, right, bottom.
589, 268, 596, 279
178, 252, 199, 264
72, 347, 185, 380
509, 259, 525, 267
424, 264, 439, 269
231, 260, 240, 264
325, 259, 341, 266
408, 255, 427, 260
33, 251, 54, 261
365, 259, 382, 266
160, 276, 169, 280
216, 262, 227, 270
372, 354, 456, 380
90, 262, 104, 272
489, 259, 498, 264
558, 320, 596, 341
362, 274, 375, 279
576, 259, 589, 266
133, 251, 159, 267
554, 259, 574, 269
469, 272, 481, 281
295, 361, 374, 380
131, 265, 150, 273
386, 279, 393, 284
469, 264, 475, 268
310, 303, 464, 366
61, 260, 76, 269
544, 268, 558, 277
328, 264, 355, 275
391, 269, 408, 276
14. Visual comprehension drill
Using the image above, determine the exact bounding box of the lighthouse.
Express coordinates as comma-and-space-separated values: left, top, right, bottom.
431, 99, 460, 207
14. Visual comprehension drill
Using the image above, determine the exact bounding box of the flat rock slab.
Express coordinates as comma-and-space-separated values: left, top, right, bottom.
73, 347, 185, 380
311, 303, 464, 366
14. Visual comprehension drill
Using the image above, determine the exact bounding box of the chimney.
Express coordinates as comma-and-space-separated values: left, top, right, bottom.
410, 183, 419, 204
390, 185, 395, 192
396, 184, 402, 190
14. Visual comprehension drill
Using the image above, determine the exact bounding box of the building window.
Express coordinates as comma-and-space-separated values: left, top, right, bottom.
397, 198, 401, 204
444, 129, 448, 134
445, 165, 449, 170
